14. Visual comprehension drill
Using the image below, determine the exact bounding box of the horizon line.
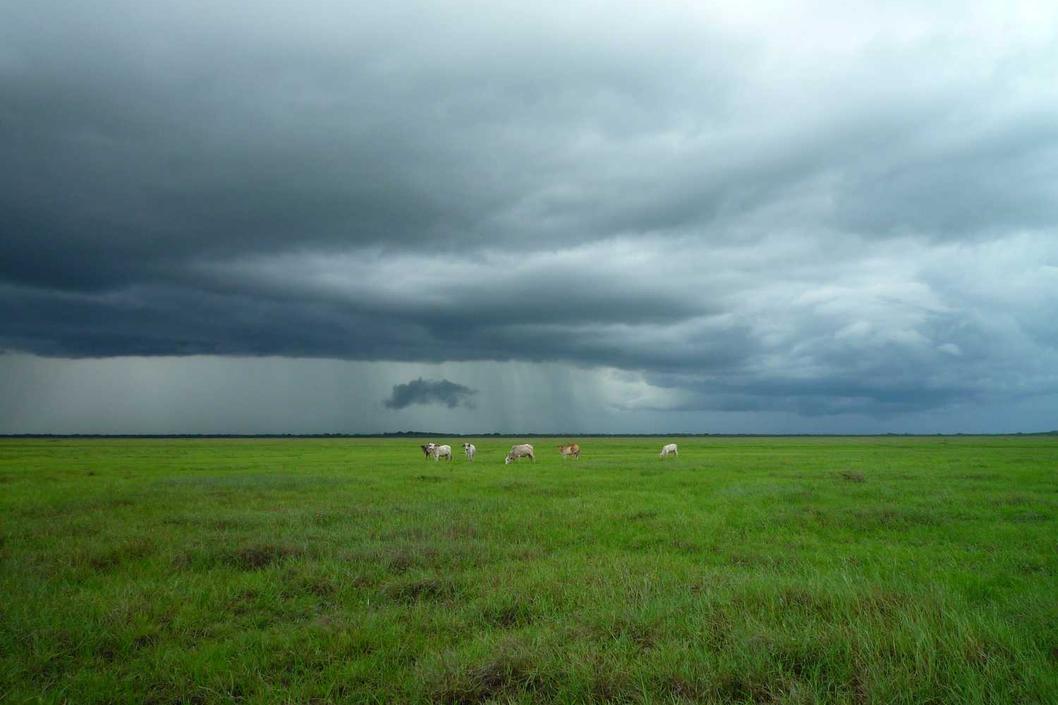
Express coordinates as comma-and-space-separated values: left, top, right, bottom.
2, 431, 1056, 439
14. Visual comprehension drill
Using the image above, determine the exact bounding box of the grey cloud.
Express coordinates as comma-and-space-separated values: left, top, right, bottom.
384, 378, 477, 410
3, 2, 1058, 424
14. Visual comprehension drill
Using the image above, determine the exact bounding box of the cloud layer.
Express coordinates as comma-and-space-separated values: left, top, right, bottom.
2, 1, 1058, 426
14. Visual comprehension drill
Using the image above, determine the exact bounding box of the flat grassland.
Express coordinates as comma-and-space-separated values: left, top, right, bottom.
2, 437, 1056, 704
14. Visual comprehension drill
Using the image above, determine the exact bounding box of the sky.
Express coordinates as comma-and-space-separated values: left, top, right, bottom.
2, 1, 1058, 434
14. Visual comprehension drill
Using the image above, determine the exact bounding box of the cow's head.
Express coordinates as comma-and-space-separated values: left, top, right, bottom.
421, 443, 436, 457
463, 443, 472, 450
504, 453, 513, 465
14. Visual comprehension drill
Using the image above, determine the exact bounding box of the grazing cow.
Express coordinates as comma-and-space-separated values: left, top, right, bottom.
557, 443, 581, 459
504, 443, 535, 464
463, 442, 476, 462
659, 443, 678, 458
420, 443, 437, 459
432, 444, 453, 462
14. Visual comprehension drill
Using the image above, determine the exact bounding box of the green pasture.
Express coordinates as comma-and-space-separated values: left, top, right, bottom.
1, 436, 1056, 703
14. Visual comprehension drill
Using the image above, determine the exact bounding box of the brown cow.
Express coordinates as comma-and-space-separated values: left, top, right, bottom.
557, 443, 581, 459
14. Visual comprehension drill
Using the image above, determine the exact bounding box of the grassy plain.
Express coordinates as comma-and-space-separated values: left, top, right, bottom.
1, 436, 1057, 704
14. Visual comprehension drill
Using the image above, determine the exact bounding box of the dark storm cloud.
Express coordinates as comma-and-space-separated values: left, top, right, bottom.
384, 378, 477, 410
3, 1, 1058, 420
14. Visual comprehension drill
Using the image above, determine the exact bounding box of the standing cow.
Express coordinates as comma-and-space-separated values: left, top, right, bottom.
557, 443, 581, 459
432, 444, 453, 462
504, 443, 535, 464
659, 443, 678, 458
463, 442, 476, 462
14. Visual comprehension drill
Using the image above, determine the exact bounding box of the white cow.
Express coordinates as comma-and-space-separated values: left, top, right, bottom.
504, 443, 535, 464
432, 444, 453, 462
659, 443, 678, 458
463, 442, 476, 462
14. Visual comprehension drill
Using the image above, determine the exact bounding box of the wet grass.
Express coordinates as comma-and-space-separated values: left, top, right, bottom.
1, 436, 1057, 703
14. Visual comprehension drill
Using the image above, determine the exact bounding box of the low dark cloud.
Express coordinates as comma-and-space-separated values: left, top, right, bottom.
384, 378, 477, 410
2, 2, 1058, 426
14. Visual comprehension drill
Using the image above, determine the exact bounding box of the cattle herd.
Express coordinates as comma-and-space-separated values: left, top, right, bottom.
418, 441, 679, 463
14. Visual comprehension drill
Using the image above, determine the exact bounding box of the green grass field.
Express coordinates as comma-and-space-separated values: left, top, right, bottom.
2, 437, 1057, 704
